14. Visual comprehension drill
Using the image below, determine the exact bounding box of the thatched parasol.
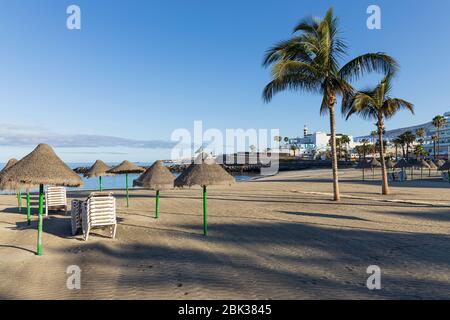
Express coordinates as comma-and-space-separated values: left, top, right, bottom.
2, 158, 18, 172
426, 160, 438, 177
84, 160, 113, 191
385, 159, 396, 169
0, 144, 83, 256
1, 159, 23, 213
435, 159, 446, 168
439, 160, 450, 171
416, 159, 430, 179
133, 161, 175, 219
175, 154, 235, 236
394, 159, 411, 169
368, 158, 382, 180
108, 160, 145, 207
356, 159, 371, 181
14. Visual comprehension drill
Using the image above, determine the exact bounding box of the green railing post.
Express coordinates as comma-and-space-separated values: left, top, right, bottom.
37, 184, 44, 256
203, 186, 207, 236
126, 174, 129, 207
155, 190, 159, 219
99, 176, 103, 192
27, 192, 31, 226
18, 190, 22, 213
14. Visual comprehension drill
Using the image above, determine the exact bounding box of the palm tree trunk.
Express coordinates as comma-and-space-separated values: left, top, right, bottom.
437, 129, 441, 160
433, 141, 436, 159
329, 106, 340, 201
378, 120, 389, 195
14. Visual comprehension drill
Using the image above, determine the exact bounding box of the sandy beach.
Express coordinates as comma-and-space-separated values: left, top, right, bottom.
1, 168, 449, 300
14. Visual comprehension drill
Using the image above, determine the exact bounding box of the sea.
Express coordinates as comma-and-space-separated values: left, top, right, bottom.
0, 162, 256, 193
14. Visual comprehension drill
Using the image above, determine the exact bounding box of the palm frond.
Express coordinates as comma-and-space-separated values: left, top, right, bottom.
338, 53, 399, 82
383, 98, 415, 119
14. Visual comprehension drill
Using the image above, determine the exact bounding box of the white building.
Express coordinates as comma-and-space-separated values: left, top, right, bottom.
424, 111, 450, 158
288, 126, 356, 159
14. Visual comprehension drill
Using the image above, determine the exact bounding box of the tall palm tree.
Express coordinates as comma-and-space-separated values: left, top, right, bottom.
431, 134, 438, 159
370, 131, 378, 144
262, 8, 397, 201
392, 138, 402, 161
432, 115, 446, 159
416, 127, 425, 145
343, 73, 414, 195
340, 135, 351, 161
401, 131, 416, 159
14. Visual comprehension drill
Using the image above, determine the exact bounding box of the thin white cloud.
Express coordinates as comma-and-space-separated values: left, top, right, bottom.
0, 123, 176, 149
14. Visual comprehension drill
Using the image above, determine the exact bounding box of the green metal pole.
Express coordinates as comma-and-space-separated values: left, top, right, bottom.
99, 176, 103, 192
126, 174, 129, 207
155, 190, 159, 219
203, 186, 207, 236
18, 190, 22, 213
27, 192, 31, 226
37, 184, 44, 256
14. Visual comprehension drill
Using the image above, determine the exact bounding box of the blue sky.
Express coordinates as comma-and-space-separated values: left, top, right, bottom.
1, 0, 450, 162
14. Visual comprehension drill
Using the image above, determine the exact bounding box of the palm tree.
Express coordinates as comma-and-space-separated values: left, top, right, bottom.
416, 127, 425, 145
392, 138, 402, 161
262, 8, 397, 201
431, 134, 438, 159
370, 131, 378, 145
343, 73, 414, 195
401, 131, 416, 159
340, 135, 351, 161
290, 144, 299, 156
432, 115, 446, 159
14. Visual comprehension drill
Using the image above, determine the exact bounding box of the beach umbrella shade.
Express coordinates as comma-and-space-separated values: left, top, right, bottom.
84, 160, 113, 191
356, 159, 371, 181
108, 160, 145, 207
416, 160, 430, 179
175, 154, 235, 236
0, 158, 37, 225
435, 159, 446, 168
1, 159, 23, 213
133, 160, 175, 219
0, 144, 83, 256
394, 159, 411, 181
426, 160, 438, 177
369, 158, 382, 180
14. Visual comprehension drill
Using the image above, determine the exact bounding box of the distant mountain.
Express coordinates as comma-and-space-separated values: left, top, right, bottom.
355, 122, 434, 141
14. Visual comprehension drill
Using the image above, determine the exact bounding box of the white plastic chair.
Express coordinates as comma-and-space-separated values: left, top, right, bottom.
81, 192, 117, 241
45, 187, 67, 216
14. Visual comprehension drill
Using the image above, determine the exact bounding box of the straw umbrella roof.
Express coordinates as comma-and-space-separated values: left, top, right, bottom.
133, 160, 175, 190
439, 160, 450, 171
369, 158, 382, 168
84, 160, 113, 178
416, 159, 430, 168
356, 160, 371, 169
385, 159, 396, 169
0, 158, 30, 191
175, 154, 235, 188
394, 159, 411, 169
108, 160, 145, 174
0, 144, 83, 189
426, 160, 438, 169
1, 158, 18, 172
435, 159, 446, 168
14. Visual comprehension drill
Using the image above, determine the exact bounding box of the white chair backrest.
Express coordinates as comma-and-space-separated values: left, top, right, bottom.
86, 195, 116, 227
45, 187, 67, 206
